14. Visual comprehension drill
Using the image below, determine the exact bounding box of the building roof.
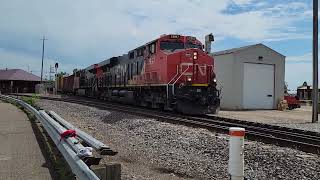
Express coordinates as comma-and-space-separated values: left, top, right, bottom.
297, 86, 319, 90
212, 43, 285, 57
0, 69, 41, 82
297, 86, 310, 90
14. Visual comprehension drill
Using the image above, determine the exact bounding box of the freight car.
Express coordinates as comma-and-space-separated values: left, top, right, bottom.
64, 34, 220, 114
56, 76, 64, 92
62, 75, 79, 94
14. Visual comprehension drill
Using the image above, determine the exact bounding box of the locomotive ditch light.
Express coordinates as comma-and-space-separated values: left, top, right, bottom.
213, 78, 217, 83
187, 76, 192, 82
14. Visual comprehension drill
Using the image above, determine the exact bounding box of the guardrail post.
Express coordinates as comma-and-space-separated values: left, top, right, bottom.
228, 127, 245, 180
92, 163, 121, 180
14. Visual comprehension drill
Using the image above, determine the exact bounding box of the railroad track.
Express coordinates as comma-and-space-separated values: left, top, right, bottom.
15, 94, 320, 154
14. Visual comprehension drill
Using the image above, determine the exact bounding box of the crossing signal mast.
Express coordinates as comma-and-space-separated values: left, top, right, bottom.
205, 33, 214, 54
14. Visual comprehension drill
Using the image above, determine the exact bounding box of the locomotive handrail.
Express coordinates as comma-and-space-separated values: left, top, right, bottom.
168, 65, 180, 84
166, 64, 192, 97
170, 64, 192, 95
172, 64, 191, 85
167, 65, 179, 99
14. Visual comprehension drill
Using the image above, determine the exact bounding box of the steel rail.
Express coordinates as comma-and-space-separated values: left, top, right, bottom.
12, 94, 320, 154
31, 95, 320, 154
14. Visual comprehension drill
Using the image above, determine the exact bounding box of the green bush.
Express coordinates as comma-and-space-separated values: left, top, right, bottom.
21, 94, 39, 107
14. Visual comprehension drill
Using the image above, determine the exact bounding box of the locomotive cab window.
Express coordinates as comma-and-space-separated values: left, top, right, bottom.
185, 43, 203, 50
137, 47, 145, 57
129, 51, 134, 59
148, 42, 156, 54
160, 41, 184, 51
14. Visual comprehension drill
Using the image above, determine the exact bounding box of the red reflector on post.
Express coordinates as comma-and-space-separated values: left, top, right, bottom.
229, 127, 245, 137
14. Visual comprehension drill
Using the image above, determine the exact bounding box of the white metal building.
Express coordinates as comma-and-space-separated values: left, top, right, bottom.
211, 44, 285, 110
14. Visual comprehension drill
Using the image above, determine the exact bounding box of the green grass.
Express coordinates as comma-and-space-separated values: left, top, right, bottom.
17, 97, 74, 180
21, 94, 39, 107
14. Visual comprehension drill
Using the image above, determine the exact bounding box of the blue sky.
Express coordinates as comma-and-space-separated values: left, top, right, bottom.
0, 0, 315, 91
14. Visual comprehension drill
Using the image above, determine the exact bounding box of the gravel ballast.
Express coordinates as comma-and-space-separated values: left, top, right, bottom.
218, 106, 320, 133
37, 99, 320, 180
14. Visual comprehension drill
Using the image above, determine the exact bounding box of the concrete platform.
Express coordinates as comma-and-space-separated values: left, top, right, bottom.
0, 101, 53, 180
217, 106, 315, 124
215, 106, 320, 132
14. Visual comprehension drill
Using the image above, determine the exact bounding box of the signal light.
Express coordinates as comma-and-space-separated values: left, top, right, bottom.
193, 51, 198, 60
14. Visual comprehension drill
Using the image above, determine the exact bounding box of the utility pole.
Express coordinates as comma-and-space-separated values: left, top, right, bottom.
312, 0, 318, 123
40, 35, 48, 83
55, 62, 58, 95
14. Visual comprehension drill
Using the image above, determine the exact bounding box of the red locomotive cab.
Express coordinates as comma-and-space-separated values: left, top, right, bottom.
140, 34, 220, 114
154, 34, 215, 87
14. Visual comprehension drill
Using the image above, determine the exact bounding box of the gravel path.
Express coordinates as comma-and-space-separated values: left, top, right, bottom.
37, 99, 320, 180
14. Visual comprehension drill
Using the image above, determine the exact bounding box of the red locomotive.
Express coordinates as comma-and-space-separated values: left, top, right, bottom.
62, 34, 220, 114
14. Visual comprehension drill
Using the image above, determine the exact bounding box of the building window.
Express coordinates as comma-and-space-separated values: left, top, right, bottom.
129, 51, 134, 59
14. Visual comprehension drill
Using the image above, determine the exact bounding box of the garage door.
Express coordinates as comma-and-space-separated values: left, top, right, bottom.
243, 63, 274, 109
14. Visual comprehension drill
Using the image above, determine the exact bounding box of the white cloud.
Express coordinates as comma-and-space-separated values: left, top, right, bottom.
0, 0, 313, 81
232, 0, 254, 5
0, 48, 78, 77
0, 0, 311, 52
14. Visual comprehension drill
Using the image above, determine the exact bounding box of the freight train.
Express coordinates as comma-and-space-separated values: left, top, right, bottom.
60, 34, 220, 114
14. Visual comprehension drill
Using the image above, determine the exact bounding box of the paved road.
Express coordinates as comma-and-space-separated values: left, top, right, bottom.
0, 101, 52, 180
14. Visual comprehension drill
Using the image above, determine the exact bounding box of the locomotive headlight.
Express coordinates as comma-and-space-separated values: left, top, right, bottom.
193, 52, 198, 60
187, 76, 192, 82
213, 78, 217, 83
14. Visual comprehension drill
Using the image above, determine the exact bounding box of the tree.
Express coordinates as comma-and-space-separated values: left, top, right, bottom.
73, 69, 79, 74
56, 71, 67, 77
284, 82, 289, 95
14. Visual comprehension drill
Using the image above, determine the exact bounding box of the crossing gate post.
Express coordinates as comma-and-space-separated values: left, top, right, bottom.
228, 127, 245, 180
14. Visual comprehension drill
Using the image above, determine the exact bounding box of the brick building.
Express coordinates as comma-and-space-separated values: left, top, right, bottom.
296, 82, 318, 100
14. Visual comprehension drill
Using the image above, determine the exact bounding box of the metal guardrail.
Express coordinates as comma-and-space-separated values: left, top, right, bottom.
0, 94, 109, 180
48, 111, 117, 155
